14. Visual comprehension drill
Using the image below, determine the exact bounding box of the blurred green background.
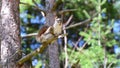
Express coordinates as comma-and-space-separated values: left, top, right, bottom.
20, 0, 120, 68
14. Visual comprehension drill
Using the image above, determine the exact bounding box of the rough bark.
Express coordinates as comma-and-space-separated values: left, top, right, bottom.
0, 0, 21, 68
0, 0, 2, 67
0, 0, 2, 50
48, 41, 60, 68
45, 0, 60, 68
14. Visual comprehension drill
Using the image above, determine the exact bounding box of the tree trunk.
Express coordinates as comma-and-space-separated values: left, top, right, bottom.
48, 42, 60, 68
0, 0, 21, 68
0, 2, 1, 37
0, 0, 2, 67
45, 0, 60, 68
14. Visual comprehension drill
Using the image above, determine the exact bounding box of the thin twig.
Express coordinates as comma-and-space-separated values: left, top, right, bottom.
63, 15, 73, 68
21, 33, 37, 38
32, 0, 46, 17
78, 41, 88, 51
75, 22, 89, 49
70, 23, 90, 57
103, 45, 107, 68
64, 26, 68, 68
74, 37, 82, 48
32, 0, 39, 7
71, 37, 90, 53
107, 62, 114, 68
65, 13, 97, 30
66, 18, 91, 29
20, 2, 46, 13
64, 15, 73, 26
59, 9, 77, 14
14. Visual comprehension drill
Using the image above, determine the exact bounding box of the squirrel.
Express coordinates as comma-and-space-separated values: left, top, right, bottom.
36, 18, 62, 44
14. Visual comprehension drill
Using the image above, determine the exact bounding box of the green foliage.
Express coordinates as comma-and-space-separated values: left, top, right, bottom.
83, 10, 90, 18
60, 0, 119, 68
20, 0, 40, 12
114, 0, 120, 14
35, 61, 42, 68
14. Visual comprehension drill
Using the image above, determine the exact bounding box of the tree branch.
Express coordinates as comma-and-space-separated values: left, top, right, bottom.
107, 62, 114, 68
21, 33, 37, 38
64, 15, 73, 26
52, 0, 62, 11
64, 26, 68, 68
65, 13, 97, 29
20, 2, 46, 13
17, 43, 47, 65
32, 0, 39, 7
59, 9, 77, 14
17, 33, 67, 65
63, 15, 73, 68
74, 37, 82, 48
